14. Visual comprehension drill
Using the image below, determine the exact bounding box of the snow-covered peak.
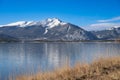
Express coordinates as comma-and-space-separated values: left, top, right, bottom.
108, 26, 120, 30
0, 18, 67, 28
46, 18, 61, 22
6, 21, 26, 26
40, 18, 67, 28
0, 21, 36, 27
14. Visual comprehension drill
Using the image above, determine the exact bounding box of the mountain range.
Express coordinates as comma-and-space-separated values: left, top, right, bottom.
91, 27, 120, 40
0, 18, 120, 42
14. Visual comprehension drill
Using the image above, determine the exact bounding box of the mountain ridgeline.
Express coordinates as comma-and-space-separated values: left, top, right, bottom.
91, 27, 120, 40
0, 18, 97, 42
0, 18, 120, 42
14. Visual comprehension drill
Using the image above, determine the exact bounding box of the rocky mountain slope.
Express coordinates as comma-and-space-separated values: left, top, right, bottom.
0, 18, 97, 41
91, 27, 120, 40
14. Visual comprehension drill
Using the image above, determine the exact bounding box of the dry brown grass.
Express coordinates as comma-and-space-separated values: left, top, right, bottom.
16, 57, 120, 80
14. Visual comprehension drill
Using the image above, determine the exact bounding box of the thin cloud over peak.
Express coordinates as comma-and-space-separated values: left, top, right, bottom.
87, 22, 120, 31
97, 16, 120, 23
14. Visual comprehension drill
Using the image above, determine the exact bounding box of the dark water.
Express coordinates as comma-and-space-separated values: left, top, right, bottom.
0, 42, 120, 79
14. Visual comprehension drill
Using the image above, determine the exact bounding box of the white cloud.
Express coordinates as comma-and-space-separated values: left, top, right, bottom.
97, 16, 120, 22
85, 16, 120, 31
86, 23, 120, 31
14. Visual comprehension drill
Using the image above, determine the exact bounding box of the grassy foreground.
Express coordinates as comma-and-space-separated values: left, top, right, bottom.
16, 57, 120, 80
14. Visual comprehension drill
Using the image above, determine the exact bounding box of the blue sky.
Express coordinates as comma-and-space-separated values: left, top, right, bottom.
0, 0, 120, 30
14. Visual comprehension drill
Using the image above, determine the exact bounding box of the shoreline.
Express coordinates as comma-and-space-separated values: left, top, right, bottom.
16, 57, 120, 80
0, 40, 120, 43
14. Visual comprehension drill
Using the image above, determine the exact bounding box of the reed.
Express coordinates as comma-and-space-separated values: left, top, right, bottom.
16, 57, 120, 80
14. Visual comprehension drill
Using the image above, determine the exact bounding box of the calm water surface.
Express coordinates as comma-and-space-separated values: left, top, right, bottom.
0, 42, 120, 79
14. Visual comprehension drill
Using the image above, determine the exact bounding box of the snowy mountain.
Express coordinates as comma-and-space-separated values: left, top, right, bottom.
0, 21, 37, 27
0, 18, 97, 41
91, 27, 120, 40
0, 18, 66, 28
40, 18, 67, 28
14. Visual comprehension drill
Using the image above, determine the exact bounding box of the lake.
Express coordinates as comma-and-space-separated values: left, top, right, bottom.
0, 42, 120, 79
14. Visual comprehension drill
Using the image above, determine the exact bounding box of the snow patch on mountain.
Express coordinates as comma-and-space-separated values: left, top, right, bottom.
44, 29, 48, 34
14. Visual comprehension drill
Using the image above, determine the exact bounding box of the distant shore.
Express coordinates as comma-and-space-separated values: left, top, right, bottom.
16, 57, 120, 80
1, 39, 120, 43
